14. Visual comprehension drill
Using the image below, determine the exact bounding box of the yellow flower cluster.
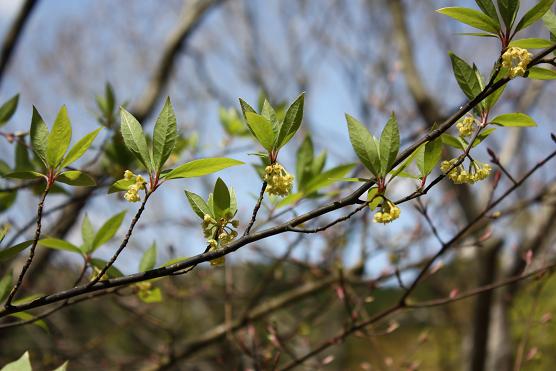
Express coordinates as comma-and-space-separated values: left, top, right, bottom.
123, 170, 146, 202
456, 116, 475, 137
264, 163, 294, 196
502, 47, 532, 78
373, 200, 401, 224
440, 158, 491, 184
203, 213, 239, 266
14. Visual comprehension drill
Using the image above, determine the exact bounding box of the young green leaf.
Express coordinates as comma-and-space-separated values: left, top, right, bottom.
303, 164, 355, 195
213, 178, 230, 218
139, 242, 157, 272
515, 0, 555, 33
60, 127, 102, 168
379, 113, 400, 176
81, 214, 95, 253
164, 158, 243, 180
46, 105, 72, 168
497, 0, 519, 30
441, 133, 466, 150
0, 271, 13, 302
152, 97, 177, 172
56, 170, 96, 186
30, 106, 49, 166
185, 190, 211, 219
1, 351, 33, 371
345, 114, 380, 177
39, 238, 82, 254
472, 127, 497, 147
367, 188, 383, 210
491, 113, 537, 127
437, 7, 499, 34
509, 38, 555, 48
244, 112, 276, 151
526, 67, 556, 80
261, 99, 279, 133
9, 312, 49, 332
296, 136, 315, 189
5, 170, 45, 180
238, 98, 256, 119
275, 93, 304, 149
449, 52, 483, 101
108, 178, 135, 193
90, 258, 123, 278
138, 287, 162, 303
417, 137, 443, 176
475, 0, 500, 25
0, 240, 33, 262
229, 187, 237, 215
15, 142, 33, 171
0, 94, 19, 125
120, 107, 152, 171
91, 211, 127, 251
543, 9, 556, 35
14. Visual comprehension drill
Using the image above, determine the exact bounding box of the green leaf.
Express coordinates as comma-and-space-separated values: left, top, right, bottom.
379, 113, 400, 176
367, 188, 383, 210
213, 178, 230, 218
441, 133, 466, 150
219, 108, 249, 136
0, 271, 13, 302
475, 0, 500, 24
515, 0, 554, 32
92, 211, 127, 251
139, 242, 157, 272
56, 170, 96, 186
108, 178, 135, 193
60, 128, 102, 168
449, 52, 483, 101
437, 7, 499, 33
417, 137, 443, 176
46, 105, 72, 168
164, 158, 244, 180
345, 114, 380, 177
5, 171, 45, 180
152, 97, 177, 172
491, 113, 537, 127
185, 190, 211, 219
53, 361, 69, 371
15, 142, 33, 171
276, 192, 304, 208
497, 0, 519, 30
303, 164, 355, 195
526, 66, 556, 80
296, 136, 314, 189
543, 9, 556, 35
238, 98, 256, 119
229, 187, 237, 215
30, 106, 49, 166
275, 93, 304, 149
90, 258, 123, 278
120, 107, 152, 171
138, 287, 162, 303
244, 112, 276, 151
39, 238, 82, 254
0, 94, 19, 125
1, 352, 32, 371
0, 240, 33, 262
9, 312, 49, 332
509, 38, 555, 48
472, 127, 497, 147
81, 214, 95, 254
261, 99, 279, 134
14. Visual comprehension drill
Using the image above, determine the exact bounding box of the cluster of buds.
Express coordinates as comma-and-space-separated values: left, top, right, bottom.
123, 170, 147, 202
440, 158, 492, 184
456, 116, 476, 137
373, 200, 401, 224
264, 163, 294, 197
203, 213, 239, 266
501, 47, 533, 78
